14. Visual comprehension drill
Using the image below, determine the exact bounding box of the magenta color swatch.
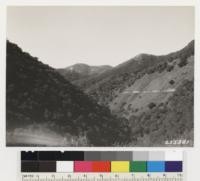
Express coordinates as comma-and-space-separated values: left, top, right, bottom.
74, 161, 93, 172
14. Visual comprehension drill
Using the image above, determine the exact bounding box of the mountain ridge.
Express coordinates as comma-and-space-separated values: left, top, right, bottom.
57, 63, 112, 82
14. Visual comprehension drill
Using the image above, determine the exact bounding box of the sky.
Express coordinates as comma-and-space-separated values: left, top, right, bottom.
7, 6, 194, 68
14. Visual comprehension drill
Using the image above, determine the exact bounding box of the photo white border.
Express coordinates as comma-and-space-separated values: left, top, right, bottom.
0, 0, 199, 180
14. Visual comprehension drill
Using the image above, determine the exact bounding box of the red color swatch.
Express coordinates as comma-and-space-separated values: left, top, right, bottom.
92, 161, 111, 172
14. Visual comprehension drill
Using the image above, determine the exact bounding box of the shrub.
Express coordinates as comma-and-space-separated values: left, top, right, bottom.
168, 56, 174, 63
157, 62, 167, 73
148, 102, 156, 109
169, 79, 175, 85
178, 57, 188, 67
166, 65, 174, 72
147, 67, 155, 74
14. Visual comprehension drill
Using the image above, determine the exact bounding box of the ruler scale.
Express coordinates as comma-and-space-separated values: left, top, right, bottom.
21, 173, 183, 181
21, 151, 184, 181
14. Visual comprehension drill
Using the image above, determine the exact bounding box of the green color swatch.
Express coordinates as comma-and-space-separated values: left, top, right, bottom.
130, 161, 147, 172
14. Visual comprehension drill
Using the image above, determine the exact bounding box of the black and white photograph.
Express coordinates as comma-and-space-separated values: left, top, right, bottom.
6, 6, 194, 147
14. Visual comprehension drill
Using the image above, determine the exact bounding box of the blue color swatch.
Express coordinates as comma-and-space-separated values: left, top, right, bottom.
147, 161, 165, 172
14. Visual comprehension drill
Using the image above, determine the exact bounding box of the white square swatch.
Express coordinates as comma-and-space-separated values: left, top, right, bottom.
56, 161, 74, 172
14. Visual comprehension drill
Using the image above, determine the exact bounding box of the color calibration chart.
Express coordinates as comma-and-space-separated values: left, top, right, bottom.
21, 151, 184, 181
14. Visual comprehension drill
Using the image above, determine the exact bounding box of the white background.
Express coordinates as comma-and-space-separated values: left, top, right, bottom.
0, 0, 200, 180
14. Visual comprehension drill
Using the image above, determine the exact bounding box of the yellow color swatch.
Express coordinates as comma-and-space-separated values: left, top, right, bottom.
111, 161, 130, 172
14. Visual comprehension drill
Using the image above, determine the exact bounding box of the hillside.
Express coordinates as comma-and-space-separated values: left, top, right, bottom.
57, 63, 112, 83
77, 41, 194, 107
128, 79, 193, 146
6, 41, 131, 146
64, 40, 194, 146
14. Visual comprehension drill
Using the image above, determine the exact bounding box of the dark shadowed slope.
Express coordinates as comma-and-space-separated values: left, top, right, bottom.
6, 41, 131, 146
